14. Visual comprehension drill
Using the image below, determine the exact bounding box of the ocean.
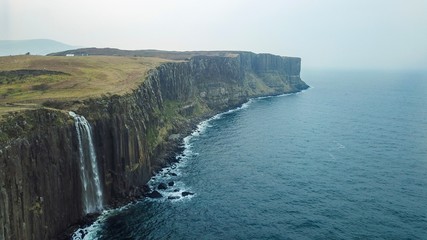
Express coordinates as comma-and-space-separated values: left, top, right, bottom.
76, 70, 427, 239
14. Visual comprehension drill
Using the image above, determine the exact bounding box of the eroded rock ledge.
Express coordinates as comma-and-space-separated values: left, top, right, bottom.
0, 52, 308, 240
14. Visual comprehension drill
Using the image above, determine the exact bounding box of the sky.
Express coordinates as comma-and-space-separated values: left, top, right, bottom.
1, 0, 427, 70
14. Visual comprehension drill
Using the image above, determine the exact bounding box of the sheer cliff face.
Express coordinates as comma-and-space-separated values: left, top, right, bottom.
0, 111, 82, 240
0, 52, 308, 240
157, 53, 306, 110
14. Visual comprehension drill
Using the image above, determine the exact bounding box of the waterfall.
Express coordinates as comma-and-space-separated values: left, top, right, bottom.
69, 111, 103, 214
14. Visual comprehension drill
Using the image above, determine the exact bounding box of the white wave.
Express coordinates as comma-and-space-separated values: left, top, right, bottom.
146, 158, 195, 203
255, 89, 309, 100
71, 203, 135, 240
332, 140, 346, 149
145, 183, 196, 203
337, 143, 346, 149
216, 99, 253, 118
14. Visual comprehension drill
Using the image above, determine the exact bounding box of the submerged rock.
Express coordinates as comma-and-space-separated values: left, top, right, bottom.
168, 196, 180, 200
182, 191, 194, 197
158, 183, 168, 190
168, 181, 175, 187
147, 191, 163, 198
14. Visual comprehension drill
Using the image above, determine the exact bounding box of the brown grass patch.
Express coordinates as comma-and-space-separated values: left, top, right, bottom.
0, 55, 170, 115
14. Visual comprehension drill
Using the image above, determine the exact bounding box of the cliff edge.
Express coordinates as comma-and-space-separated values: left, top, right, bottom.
0, 51, 308, 240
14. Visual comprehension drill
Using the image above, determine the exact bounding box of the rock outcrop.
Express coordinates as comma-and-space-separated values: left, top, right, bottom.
0, 52, 308, 240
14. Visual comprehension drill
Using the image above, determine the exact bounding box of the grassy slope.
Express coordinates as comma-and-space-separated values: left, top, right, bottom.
0, 55, 169, 115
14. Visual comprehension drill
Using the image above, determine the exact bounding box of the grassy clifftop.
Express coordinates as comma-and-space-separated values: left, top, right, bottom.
0, 55, 170, 115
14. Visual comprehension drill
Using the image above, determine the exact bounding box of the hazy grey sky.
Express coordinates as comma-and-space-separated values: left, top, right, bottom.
1, 0, 427, 70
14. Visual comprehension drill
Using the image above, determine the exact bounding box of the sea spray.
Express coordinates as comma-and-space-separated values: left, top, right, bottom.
69, 111, 103, 214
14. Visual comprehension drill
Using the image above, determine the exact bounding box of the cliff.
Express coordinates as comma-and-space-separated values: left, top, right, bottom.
0, 52, 308, 239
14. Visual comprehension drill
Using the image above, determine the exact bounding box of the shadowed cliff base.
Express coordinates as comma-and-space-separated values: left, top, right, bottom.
0, 50, 308, 240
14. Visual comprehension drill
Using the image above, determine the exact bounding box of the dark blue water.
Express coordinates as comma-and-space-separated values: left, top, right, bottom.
81, 70, 427, 239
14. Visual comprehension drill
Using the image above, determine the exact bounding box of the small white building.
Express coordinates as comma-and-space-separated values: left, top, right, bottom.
66, 54, 75, 57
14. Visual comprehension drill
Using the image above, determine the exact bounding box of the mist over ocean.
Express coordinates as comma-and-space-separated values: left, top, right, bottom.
79, 70, 427, 239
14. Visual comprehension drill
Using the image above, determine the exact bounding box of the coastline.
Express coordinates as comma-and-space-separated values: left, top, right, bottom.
65, 89, 308, 239
0, 51, 308, 240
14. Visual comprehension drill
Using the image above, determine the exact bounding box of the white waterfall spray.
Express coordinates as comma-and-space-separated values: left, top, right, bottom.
69, 111, 103, 214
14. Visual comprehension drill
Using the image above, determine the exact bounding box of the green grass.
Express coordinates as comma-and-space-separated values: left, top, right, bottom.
0, 55, 171, 115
